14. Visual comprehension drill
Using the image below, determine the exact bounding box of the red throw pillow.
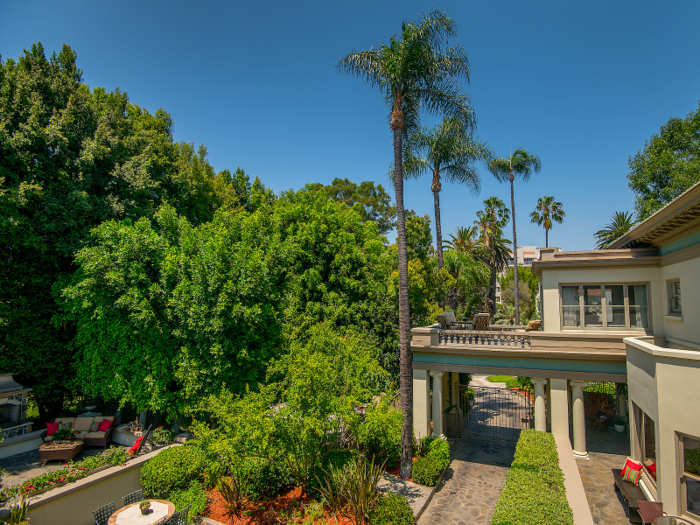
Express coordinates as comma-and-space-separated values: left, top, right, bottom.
621, 458, 643, 486
98, 419, 114, 432
128, 436, 143, 455
46, 422, 59, 436
647, 462, 657, 477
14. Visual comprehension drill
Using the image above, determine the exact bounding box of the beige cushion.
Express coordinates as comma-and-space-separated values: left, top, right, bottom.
86, 431, 106, 438
76, 431, 89, 438
55, 417, 75, 427
73, 417, 95, 431
44, 436, 52, 442
444, 312, 457, 324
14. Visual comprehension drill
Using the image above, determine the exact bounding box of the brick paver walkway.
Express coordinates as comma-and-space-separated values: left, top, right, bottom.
576, 423, 632, 525
419, 439, 515, 525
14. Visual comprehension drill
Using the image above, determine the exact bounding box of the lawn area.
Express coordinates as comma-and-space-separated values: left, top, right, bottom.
487, 375, 515, 383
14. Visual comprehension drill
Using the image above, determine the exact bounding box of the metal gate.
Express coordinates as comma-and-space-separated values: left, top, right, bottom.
460, 385, 533, 443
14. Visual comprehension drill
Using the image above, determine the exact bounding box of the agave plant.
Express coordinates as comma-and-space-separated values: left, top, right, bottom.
2, 496, 30, 524
218, 465, 252, 525
342, 455, 386, 525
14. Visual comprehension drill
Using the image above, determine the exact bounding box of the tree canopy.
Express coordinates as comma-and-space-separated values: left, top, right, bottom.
306, 178, 396, 235
628, 100, 700, 221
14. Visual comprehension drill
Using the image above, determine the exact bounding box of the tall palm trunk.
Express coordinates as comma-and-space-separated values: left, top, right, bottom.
545, 227, 549, 248
432, 170, 445, 310
489, 261, 497, 317
510, 174, 519, 323
392, 109, 413, 480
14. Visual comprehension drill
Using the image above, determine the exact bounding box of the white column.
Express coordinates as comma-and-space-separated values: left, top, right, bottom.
430, 371, 444, 436
616, 383, 627, 419
532, 378, 547, 432
442, 370, 450, 412
413, 369, 431, 439
550, 378, 570, 439
570, 380, 589, 459
546, 380, 552, 430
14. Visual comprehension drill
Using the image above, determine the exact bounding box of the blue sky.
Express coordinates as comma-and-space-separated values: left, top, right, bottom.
2, 0, 699, 250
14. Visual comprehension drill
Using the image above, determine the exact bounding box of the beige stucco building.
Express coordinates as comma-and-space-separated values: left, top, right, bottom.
412, 181, 700, 521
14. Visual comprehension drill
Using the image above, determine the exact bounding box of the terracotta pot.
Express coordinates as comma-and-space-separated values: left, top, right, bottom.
140, 502, 151, 515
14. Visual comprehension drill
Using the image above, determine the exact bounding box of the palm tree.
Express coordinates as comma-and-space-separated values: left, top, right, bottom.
594, 211, 635, 249
494, 303, 517, 325
489, 148, 541, 322
530, 196, 565, 248
442, 226, 484, 256
443, 249, 490, 313
403, 117, 493, 270
474, 197, 510, 315
337, 10, 474, 479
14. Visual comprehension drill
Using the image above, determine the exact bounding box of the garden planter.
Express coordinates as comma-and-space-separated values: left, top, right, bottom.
615, 424, 625, 433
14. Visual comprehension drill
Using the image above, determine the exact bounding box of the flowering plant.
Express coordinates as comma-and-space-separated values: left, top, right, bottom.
51, 427, 79, 441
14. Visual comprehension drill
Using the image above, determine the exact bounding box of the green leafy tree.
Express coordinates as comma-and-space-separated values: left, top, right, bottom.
628, 100, 700, 221
442, 249, 490, 316
337, 10, 474, 478
489, 149, 541, 322
501, 280, 534, 321
306, 178, 396, 234
530, 196, 565, 248
474, 197, 511, 315
0, 44, 229, 420
403, 118, 493, 270
499, 265, 539, 300
594, 211, 635, 249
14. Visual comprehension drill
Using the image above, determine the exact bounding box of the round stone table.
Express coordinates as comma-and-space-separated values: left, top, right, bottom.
654, 517, 697, 525
108, 500, 175, 525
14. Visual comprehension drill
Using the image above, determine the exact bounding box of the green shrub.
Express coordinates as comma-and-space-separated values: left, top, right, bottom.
369, 493, 415, 525
141, 445, 207, 498
491, 429, 574, 525
170, 481, 208, 523
356, 394, 403, 467
241, 456, 293, 500
412, 437, 450, 487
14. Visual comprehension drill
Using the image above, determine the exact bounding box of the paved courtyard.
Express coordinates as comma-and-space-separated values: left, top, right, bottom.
0, 446, 120, 487
576, 422, 632, 525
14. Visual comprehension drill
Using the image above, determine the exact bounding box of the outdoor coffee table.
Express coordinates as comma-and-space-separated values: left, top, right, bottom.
108, 500, 175, 525
38, 440, 83, 464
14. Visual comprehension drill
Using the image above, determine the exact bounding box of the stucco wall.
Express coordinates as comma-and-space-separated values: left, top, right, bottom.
24, 446, 174, 525
659, 256, 700, 347
541, 267, 661, 334
627, 339, 700, 518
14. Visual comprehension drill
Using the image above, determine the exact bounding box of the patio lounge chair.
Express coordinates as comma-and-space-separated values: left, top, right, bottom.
473, 313, 491, 331
93, 501, 115, 525
525, 320, 542, 331
437, 312, 463, 330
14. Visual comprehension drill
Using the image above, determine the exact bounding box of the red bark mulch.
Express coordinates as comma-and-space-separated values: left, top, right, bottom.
385, 457, 417, 482
204, 485, 356, 525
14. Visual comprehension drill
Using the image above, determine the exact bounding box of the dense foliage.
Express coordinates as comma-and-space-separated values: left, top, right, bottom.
411, 436, 450, 487
369, 493, 415, 525
628, 99, 700, 221
140, 444, 209, 498
0, 43, 246, 419
491, 430, 574, 525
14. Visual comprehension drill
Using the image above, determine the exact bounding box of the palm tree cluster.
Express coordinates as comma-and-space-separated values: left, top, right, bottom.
338, 9, 567, 478
594, 211, 635, 249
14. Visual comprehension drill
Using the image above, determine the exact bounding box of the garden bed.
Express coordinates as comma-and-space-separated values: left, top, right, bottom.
204, 485, 355, 525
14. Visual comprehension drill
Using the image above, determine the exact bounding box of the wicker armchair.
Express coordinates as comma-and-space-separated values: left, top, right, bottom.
122, 489, 143, 506
93, 502, 115, 525
473, 313, 491, 331
525, 320, 542, 331
166, 504, 190, 525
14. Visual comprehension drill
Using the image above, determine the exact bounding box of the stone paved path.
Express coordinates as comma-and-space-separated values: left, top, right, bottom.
419, 439, 515, 525
377, 473, 433, 518
576, 423, 632, 525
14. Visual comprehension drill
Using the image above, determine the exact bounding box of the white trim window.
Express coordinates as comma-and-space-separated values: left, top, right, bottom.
681, 434, 700, 518
668, 279, 682, 315
560, 283, 649, 330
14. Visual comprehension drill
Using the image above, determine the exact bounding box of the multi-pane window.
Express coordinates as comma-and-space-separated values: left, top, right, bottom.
682, 435, 700, 518
668, 280, 682, 315
560, 284, 649, 330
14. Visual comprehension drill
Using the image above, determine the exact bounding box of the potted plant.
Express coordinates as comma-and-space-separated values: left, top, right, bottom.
613, 417, 626, 433
51, 427, 79, 442
139, 500, 151, 515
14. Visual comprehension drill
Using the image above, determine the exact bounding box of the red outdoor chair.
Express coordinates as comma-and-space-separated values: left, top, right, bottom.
638, 501, 665, 524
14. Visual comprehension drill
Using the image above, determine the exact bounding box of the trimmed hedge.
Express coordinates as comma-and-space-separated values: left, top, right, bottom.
491, 430, 574, 525
141, 445, 208, 498
369, 492, 415, 524
412, 436, 450, 487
